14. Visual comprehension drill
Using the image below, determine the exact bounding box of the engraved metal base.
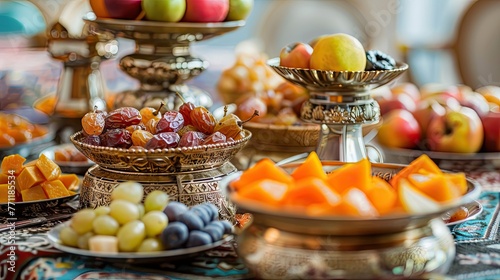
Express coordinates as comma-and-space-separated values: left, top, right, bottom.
81, 163, 238, 222
238, 218, 454, 279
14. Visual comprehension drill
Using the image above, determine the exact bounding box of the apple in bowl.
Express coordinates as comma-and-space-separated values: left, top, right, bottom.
426, 106, 484, 153
182, 0, 229, 22
279, 42, 313, 69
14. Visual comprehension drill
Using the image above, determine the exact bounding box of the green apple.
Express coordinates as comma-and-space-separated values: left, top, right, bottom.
226, 0, 253, 21
142, 0, 186, 22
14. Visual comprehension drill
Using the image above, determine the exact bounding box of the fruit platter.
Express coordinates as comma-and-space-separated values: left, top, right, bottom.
47, 182, 234, 263
40, 144, 94, 175
222, 152, 481, 279
0, 154, 80, 215
375, 83, 500, 171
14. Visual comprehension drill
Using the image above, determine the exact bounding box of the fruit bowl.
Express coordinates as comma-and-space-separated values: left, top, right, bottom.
221, 161, 481, 279
267, 57, 409, 93
70, 130, 251, 173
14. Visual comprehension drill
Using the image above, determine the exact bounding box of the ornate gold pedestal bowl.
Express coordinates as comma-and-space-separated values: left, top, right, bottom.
222, 161, 481, 279
71, 130, 251, 221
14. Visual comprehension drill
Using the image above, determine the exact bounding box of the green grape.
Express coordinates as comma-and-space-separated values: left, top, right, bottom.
77, 232, 94, 250
137, 237, 164, 252
111, 181, 144, 204
144, 190, 169, 213
117, 220, 146, 252
137, 203, 145, 219
94, 206, 110, 216
109, 199, 140, 225
71, 208, 96, 235
141, 210, 168, 237
60, 226, 80, 247
93, 215, 120, 236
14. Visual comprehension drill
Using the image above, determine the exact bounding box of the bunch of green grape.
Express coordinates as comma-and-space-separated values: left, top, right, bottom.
59, 181, 171, 253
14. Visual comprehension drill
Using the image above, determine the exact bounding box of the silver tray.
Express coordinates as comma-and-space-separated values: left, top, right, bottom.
48, 222, 234, 263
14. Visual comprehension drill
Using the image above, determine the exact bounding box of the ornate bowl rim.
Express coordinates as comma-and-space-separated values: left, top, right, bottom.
222, 160, 481, 235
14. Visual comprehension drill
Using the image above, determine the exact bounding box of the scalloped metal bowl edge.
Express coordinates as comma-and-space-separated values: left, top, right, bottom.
70, 130, 251, 172
267, 57, 409, 92
222, 161, 481, 235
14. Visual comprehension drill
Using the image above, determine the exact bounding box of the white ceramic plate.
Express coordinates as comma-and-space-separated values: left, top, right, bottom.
48, 222, 234, 263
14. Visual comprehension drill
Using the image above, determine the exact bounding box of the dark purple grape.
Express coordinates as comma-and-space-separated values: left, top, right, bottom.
178, 211, 204, 231
156, 111, 184, 133
365, 50, 396, 71
100, 128, 132, 148
144, 132, 180, 149
105, 107, 142, 129
186, 230, 212, 248
220, 220, 233, 234
160, 222, 189, 249
190, 206, 210, 226
202, 224, 224, 242
163, 201, 188, 222
178, 131, 207, 147
82, 135, 101, 146
202, 203, 219, 221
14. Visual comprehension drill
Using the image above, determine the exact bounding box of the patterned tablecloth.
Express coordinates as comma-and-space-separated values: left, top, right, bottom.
1, 171, 500, 280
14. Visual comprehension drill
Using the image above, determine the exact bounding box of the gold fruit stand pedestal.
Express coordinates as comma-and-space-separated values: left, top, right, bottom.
84, 16, 245, 110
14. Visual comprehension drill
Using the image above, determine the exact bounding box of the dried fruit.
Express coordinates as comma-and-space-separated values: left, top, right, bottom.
81, 108, 107, 135
140, 102, 164, 125
156, 111, 185, 134
365, 50, 396, 71
215, 108, 258, 139
145, 132, 180, 149
105, 107, 142, 129
178, 131, 207, 147
132, 130, 154, 147
202, 131, 227, 145
178, 102, 196, 126
190, 107, 216, 135
100, 128, 133, 148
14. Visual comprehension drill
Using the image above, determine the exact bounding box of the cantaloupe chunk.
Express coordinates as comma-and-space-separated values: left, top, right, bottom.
17, 166, 45, 191
390, 154, 442, 189
366, 176, 397, 215
398, 178, 441, 214
283, 177, 340, 207
236, 179, 290, 205
407, 173, 461, 202
58, 174, 80, 190
35, 154, 61, 181
41, 180, 70, 199
0, 184, 9, 203
290, 151, 327, 181
1, 154, 26, 175
309, 187, 379, 217
326, 158, 371, 193
230, 158, 293, 191
21, 184, 47, 202
89, 235, 119, 253
444, 173, 468, 196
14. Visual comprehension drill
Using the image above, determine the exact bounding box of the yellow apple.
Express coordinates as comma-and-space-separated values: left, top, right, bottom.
309, 33, 366, 71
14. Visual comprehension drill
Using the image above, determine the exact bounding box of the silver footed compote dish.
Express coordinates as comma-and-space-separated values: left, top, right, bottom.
267, 58, 408, 162
222, 161, 481, 279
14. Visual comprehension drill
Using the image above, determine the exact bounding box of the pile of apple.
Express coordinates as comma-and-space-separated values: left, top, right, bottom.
376, 83, 500, 153
90, 0, 253, 22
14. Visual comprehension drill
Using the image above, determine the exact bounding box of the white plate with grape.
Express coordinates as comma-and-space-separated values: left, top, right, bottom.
47, 181, 234, 263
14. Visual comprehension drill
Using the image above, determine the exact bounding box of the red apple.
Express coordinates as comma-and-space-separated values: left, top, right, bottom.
390, 82, 420, 102
412, 99, 446, 137
458, 91, 490, 117
182, 0, 229, 22
377, 109, 421, 149
104, 0, 142, 19
426, 106, 484, 153
377, 92, 417, 116
481, 106, 500, 152
279, 42, 313, 69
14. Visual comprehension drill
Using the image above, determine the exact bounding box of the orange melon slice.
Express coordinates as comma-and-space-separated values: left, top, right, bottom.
407, 173, 461, 202
336, 187, 379, 217
290, 151, 327, 181
444, 173, 468, 196
398, 178, 440, 214
283, 177, 340, 207
390, 154, 442, 188
236, 179, 290, 206
366, 176, 397, 215
1, 154, 26, 175
326, 158, 371, 193
230, 158, 293, 191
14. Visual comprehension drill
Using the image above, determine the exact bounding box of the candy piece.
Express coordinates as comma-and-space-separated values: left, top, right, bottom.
88, 235, 119, 253
1, 154, 26, 175
21, 184, 47, 202
41, 180, 70, 199
17, 166, 45, 191
35, 154, 61, 181
58, 174, 80, 190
